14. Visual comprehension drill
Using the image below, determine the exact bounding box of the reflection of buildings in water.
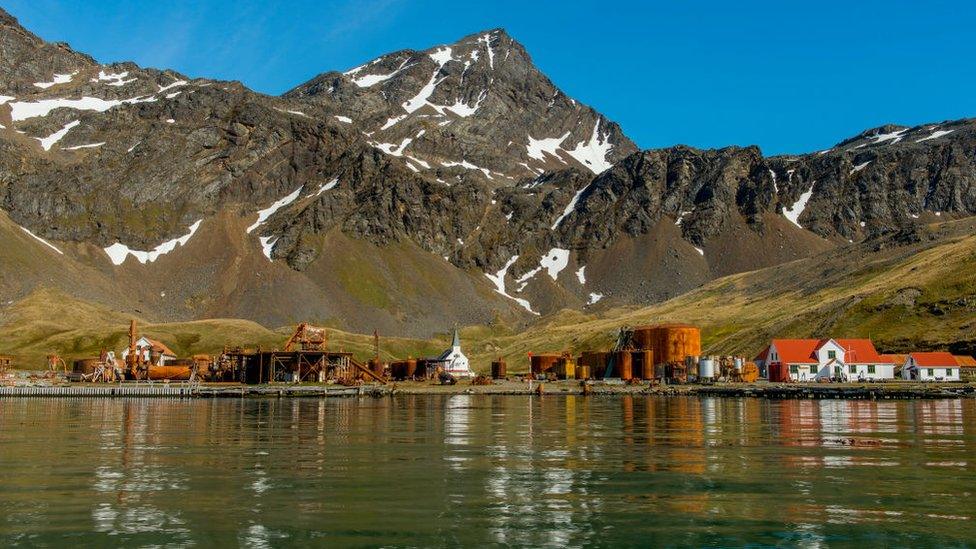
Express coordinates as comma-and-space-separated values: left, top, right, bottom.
482, 396, 599, 547
88, 400, 194, 540
918, 399, 964, 437
778, 400, 825, 471
443, 394, 472, 472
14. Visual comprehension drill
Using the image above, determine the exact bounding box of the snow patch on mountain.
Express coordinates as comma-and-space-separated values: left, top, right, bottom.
246, 186, 303, 234
36, 120, 79, 151
20, 226, 63, 254
551, 182, 591, 229
565, 119, 614, 174
104, 219, 202, 265
9, 95, 156, 121
157, 79, 187, 93
526, 132, 569, 163
783, 183, 815, 228
93, 70, 136, 87
478, 33, 495, 69
34, 72, 74, 89
351, 59, 411, 88
62, 142, 104, 150
316, 178, 339, 196
871, 128, 908, 145
485, 255, 537, 314
916, 129, 954, 142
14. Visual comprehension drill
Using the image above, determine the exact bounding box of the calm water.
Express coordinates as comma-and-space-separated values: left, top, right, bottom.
1, 396, 975, 547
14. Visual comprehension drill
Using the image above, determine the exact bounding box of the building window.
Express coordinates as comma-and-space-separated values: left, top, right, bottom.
810, 366, 818, 375
849, 365, 857, 374
828, 351, 836, 360
868, 365, 876, 374
790, 365, 799, 375
947, 369, 954, 377
927, 369, 935, 377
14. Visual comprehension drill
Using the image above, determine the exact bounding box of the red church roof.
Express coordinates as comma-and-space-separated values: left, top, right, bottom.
910, 352, 958, 367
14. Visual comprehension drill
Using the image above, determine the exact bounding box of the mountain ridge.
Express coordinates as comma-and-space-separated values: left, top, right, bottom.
0, 6, 974, 339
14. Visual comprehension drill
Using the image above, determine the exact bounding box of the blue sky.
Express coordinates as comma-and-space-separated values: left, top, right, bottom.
4, 0, 974, 155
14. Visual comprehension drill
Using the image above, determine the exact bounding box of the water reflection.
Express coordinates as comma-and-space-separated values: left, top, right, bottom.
0, 396, 975, 546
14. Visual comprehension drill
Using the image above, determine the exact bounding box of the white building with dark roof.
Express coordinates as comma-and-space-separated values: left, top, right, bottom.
436, 328, 473, 378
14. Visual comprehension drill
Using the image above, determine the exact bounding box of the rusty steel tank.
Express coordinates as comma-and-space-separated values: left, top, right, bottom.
490, 359, 507, 379
530, 354, 561, 376
615, 350, 633, 380
633, 324, 701, 365
631, 350, 654, 380
369, 358, 384, 378
404, 358, 418, 379
578, 351, 609, 374
147, 362, 192, 381
390, 359, 418, 380
553, 355, 576, 380
575, 364, 591, 380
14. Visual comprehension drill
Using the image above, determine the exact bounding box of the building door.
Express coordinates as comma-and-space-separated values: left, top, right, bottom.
834, 365, 842, 379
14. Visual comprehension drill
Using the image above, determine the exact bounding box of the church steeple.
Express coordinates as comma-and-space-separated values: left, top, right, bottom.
452, 326, 460, 349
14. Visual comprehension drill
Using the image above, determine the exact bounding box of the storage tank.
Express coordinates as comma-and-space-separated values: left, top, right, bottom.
635, 324, 701, 365
579, 351, 609, 376
575, 365, 591, 380
615, 350, 633, 380
734, 357, 744, 373
631, 350, 654, 380
404, 359, 418, 379
390, 360, 417, 380
553, 356, 576, 380
530, 354, 561, 376
369, 358, 384, 378
490, 359, 507, 379
630, 326, 655, 350
698, 357, 716, 380
147, 364, 192, 381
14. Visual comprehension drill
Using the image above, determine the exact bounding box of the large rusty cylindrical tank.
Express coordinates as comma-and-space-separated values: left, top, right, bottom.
631, 326, 655, 350
635, 324, 701, 365
575, 365, 591, 380
490, 359, 507, 379
530, 354, 560, 376
635, 350, 654, 379
369, 358, 384, 378
404, 359, 418, 379
147, 364, 192, 381
390, 360, 414, 380
615, 350, 633, 380
579, 351, 609, 374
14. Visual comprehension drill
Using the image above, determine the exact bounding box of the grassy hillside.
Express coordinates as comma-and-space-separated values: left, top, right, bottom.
0, 288, 446, 369
3, 219, 974, 374
463, 219, 976, 371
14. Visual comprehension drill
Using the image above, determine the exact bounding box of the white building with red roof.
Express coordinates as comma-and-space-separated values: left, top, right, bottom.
901, 352, 960, 381
755, 338, 895, 381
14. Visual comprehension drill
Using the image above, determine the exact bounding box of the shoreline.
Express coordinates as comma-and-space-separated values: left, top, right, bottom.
2, 379, 976, 399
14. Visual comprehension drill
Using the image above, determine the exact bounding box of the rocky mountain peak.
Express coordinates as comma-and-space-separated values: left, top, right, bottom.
285, 28, 637, 182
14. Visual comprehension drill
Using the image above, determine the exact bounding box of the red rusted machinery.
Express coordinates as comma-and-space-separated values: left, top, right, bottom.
284, 322, 328, 352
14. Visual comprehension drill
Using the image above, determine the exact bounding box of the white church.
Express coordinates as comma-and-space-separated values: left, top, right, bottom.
435, 328, 473, 378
